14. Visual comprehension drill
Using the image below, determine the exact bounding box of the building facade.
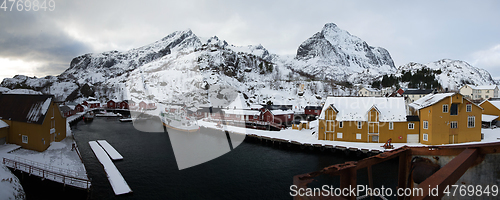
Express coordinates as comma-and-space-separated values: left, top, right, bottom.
479, 99, 500, 123
0, 94, 67, 151
317, 97, 414, 143
459, 85, 499, 101
409, 93, 482, 145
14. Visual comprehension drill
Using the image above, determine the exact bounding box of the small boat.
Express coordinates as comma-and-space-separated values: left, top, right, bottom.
119, 118, 133, 122
95, 111, 123, 117
83, 111, 94, 122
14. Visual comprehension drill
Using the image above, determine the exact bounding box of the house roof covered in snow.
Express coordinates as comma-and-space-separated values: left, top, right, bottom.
464, 84, 499, 90
319, 97, 407, 122
480, 99, 500, 111
269, 109, 294, 115
0, 119, 9, 128
0, 94, 54, 124
222, 109, 260, 115
408, 93, 455, 110
305, 106, 322, 110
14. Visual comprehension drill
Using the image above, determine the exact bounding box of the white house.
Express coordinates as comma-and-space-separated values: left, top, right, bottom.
459, 85, 499, 101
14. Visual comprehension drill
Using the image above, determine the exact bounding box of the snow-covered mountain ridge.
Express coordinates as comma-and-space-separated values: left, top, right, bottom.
396, 59, 495, 90
0, 23, 496, 106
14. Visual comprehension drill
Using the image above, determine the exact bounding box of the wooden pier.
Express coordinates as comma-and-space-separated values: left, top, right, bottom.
3, 157, 91, 190
245, 134, 381, 156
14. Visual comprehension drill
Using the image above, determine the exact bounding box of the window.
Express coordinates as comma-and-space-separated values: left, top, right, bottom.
450, 104, 458, 115
442, 104, 448, 113
451, 121, 458, 129
408, 123, 414, 129
423, 134, 428, 141
371, 135, 379, 142
288, 115, 291, 119
468, 116, 475, 128
356, 133, 361, 140
423, 121, 428, 129
486, 95, 489, 98
389, 122, 393, 130
357, 121, 362, 129
337, 133, 343, 139
22, 135, 28, 144
466, 104, 472, 112
339, 121, 343, 128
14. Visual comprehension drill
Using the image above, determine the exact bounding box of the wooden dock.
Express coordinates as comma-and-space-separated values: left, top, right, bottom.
89, 141, 132, 195
245, 134, 381, 156
3, 157, 91, 190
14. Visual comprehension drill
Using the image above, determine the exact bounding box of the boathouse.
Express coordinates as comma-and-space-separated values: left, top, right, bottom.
318, 97, 412, 143
106, 99, 118, 108
409, 93, 482, 145
119, 100, 129, 109
0, 94, 67, 151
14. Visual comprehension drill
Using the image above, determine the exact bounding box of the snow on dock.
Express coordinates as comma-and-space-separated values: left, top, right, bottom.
89, 141, 132, 195
97, 140, 123, 160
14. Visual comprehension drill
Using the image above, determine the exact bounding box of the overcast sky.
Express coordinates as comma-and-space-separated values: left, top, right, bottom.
1, 0, 499, 81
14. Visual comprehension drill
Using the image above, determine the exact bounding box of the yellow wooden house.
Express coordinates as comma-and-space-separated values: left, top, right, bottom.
479, 99, 500, 122
409, 93, 482, 145
0, 94, 67, 152
318, 97, 417, 143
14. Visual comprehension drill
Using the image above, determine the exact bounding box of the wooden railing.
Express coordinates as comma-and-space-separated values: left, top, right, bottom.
3, 157, 91, 190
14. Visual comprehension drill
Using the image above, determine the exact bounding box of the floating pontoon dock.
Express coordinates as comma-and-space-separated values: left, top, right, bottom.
89, 141, 132, 195
97, 140, 123, 160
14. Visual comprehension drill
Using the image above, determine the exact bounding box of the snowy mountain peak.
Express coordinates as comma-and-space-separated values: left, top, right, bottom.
293, 23, 395, 83
206, 36, 228, 47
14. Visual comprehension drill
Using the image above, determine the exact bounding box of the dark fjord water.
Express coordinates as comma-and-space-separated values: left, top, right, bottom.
19, 116, 399, 199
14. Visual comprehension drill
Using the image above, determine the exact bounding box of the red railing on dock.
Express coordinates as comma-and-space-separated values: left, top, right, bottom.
3, 157, 91, 190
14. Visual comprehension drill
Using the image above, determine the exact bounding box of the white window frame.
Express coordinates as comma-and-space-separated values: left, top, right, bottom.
408, 123, 414, 129
423, 121, 428, 129
466, 104, 472, 112
389, 122, 393, 130
468, 116, 475, 128
442, 104, 448, 113
423, 133, 428, 141
22, 135, 28, 144
357, 121, 362, 129
337, 132, 343, 139
339, 121, 343, 128
356, 133, 361, 140
451, 121, 458, 129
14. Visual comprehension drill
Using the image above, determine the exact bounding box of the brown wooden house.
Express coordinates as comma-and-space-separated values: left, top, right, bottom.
0, 94, 67, 152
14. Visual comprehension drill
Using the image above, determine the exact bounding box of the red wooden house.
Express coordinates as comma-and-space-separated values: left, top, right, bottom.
304, 106, 322, 116
139, 101, 147, 110
83, 100, 100, 108
75, 104, 85, 112
107, 99, 117, 108
119, 100, 129, 109
261, 109, 294, 125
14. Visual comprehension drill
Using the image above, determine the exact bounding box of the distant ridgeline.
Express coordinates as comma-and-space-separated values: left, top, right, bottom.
372, 68, 442, 90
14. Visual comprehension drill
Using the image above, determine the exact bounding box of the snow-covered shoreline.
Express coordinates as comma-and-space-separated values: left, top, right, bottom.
198, 119, 500, 153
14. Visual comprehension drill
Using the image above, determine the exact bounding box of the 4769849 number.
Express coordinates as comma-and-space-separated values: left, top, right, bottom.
1, 0, 55, 11
443, 185, 498, 197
